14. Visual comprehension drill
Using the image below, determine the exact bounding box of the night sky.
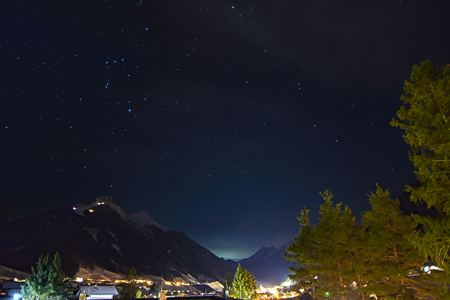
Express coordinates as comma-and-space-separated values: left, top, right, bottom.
1, 1, 450, 261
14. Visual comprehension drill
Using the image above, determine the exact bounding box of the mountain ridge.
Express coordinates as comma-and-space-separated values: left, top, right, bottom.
0, 196, 233, 282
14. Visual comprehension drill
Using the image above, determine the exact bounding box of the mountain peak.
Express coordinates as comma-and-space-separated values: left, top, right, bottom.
72, 196, 128, 220
73, 197, 172, 232
234, 242, 292, 287
95, 196, 128, 220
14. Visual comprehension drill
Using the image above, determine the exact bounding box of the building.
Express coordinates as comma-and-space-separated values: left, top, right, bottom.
0, 280, 24, 299
77, 285, 119, 299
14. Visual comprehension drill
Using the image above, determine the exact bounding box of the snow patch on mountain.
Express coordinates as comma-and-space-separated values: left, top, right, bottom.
206, 281, 224, 291
84, 227, 101, 242
108, 230, 119, 242
75, 266, 125, 281
0, 265, 29, 280
128, 210, 171, 232
175, 273, 199, 284
111, 244, 123, 257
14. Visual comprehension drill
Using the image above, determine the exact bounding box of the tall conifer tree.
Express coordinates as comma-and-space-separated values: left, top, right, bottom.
21, 252, 65, 300
286, 192, 357, 300
391, 60, 450, 285
348, 225, 372, 300
313, 191, 355, 300
120, 266, 139, 298
285, 208, 319, 299
232, 264, 257, 299
361, 186, 435, 299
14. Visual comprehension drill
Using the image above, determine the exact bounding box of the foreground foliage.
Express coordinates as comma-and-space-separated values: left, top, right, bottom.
120, 266, 139, 298
232, 264, 257, 299
285, 208, 318, 299
286, 60, 449, 299
361, 186, 437, 299
286, 188, 438, 300
21, 252, 68, 300
286, 191, 359, 300
391, 60, 450, 286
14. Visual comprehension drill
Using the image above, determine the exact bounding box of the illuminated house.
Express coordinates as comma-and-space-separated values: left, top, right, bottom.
0, 280, 24, 299
77, 285, 119, 299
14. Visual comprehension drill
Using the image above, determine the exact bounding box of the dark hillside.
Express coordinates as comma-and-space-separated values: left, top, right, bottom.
0, 197, 232, 281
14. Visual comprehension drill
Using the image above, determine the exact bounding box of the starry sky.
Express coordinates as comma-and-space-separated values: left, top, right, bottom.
1, 1, 450, 261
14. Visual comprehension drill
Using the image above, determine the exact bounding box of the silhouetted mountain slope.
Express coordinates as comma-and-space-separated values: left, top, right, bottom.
0, 196, 232, 281
226, 243, 292, 287
224, 259, 238, 270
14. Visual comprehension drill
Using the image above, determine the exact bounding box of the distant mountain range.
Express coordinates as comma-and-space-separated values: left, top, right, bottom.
226, 243, 293, 287
0, 196, 233, 282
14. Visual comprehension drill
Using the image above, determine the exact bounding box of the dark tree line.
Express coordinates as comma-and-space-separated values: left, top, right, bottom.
286, 61, 450, 300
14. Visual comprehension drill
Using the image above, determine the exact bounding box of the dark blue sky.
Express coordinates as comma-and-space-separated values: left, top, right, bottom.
1, 1, 449, 260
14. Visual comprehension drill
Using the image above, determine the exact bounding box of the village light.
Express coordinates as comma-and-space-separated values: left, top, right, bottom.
280, 279, 293, 287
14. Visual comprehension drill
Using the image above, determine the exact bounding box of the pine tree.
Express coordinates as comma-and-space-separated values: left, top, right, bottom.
21, 252, 66, 300
49, 253, 65, 299
244, 272, 257, 300
361, 185, 436, 299
348, 225, 372, 300
232, 264, 257, 299
391, 60, 450, 214
120, 267, 139, 298
285, 208, 319, 299
286, 192, 357, 300
391, 60, 450, 284
312, 191, 356, 300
